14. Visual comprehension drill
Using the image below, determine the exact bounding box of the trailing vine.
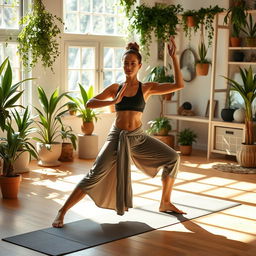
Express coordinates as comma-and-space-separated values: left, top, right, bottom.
119, 0, 137, 16
17, 0, 64, 71
130, 4, 183, 56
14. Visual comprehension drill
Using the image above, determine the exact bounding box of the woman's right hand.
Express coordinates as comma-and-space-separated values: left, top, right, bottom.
113, 83, 128, 104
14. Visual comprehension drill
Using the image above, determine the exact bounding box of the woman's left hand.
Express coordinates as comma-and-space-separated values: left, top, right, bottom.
167, 36, 176, 58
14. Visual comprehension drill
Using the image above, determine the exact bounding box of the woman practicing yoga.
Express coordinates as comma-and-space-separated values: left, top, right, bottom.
52, 37, 185, 228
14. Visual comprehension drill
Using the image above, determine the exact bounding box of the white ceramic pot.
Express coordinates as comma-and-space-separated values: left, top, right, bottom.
233, 108, 245, 123
13, 151, 30, 174
37, 142, 62, 167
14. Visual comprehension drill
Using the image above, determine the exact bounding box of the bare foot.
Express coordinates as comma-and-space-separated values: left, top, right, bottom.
52, 211, 64, 228
159, 202, 186, 214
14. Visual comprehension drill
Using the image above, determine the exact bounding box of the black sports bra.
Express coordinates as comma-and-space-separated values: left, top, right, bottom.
115, 82, 146, 112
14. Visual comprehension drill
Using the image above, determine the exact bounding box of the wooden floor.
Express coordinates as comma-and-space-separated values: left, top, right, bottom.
0, 150, 256, 256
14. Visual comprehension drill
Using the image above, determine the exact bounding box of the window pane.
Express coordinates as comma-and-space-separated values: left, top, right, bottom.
104, 48, 113, 68
80, 0, 90, 12
65, 13, 78, 32
68, 70, 79, 91
93, 0, 103, 13
116, 70, 124, 84
92, 15, 103, 34
81, 71, 94, 87
82, 48, 94, 68
80, 14, 90, 33
116, 16, 127, 35
105, 16, 114, 34
105, 0, 115, 14
115, 48, 124, 68
65, 0, 77, 11
104, 71, 113, 88
68, 47, 80, 68
3, 7, 18, 28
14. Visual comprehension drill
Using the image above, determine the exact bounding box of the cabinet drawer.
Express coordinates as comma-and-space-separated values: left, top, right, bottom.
214, 126, 243, 154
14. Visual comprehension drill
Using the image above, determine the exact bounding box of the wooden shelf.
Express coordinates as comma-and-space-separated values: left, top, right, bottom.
211, 120, 245, 129
228, 61, 256, 65
165, 114, 209, 123
229, 47, 256, 50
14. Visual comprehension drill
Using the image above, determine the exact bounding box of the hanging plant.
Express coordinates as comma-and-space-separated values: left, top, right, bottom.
130, 3, 183, 56
17, 0, 64, 71
119, 0, 137, 17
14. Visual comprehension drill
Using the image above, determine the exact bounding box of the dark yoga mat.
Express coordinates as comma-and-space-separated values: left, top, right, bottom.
3, 191, 239, 256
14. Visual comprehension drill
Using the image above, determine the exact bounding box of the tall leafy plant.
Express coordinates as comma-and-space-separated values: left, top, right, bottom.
34, 87, 68, 146
223, 66, 256, 145
17, 0, 63, 71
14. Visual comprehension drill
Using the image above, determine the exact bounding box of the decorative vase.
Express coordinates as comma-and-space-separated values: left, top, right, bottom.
37, 142, 62, 167
13, 151, 30, 174
81, 121, 94, 135
0, 174, 21, 199
233, 108, 245, 123
196, 63, 209, 76
179, 145, 192, 156
59, 143, 74, 162
221, 108, 235, 122
236, 143, 256, 167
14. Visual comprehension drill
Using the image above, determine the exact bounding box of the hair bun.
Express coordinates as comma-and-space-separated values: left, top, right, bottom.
126, 42, 140, 52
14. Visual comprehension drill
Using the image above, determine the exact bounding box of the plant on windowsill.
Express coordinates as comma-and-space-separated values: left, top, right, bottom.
17, 0, 64, 71
66, 84, 99, 135
241, 13, 256, 47
58, 119, 77, 162
223, 66, 256, 167
33, 86, 68, 167
130, 3, 183, 56
196, 40, 211, 76
177, 128, 197, 156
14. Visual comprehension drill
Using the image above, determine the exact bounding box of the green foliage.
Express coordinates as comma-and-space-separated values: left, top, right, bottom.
177, 128, 197, 146
0, 58, 32, 131
59, 119, 77, 150
67, 84, 98, 123
33, 87, 68, 145
147, 117, 172, 135
197, 41, 211, 64
223, 66, 256, 144
241, 14, 256, 38
224, 0, 247, 37
17, 0, 64, 71
130, 3, 183, 56
145, 65, 174, 83
119, 0, 137, 16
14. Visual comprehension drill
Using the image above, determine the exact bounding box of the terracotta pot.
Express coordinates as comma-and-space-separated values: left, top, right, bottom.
156, 128, 170, 136
196, 63, 210, 76
236, 143, 256, 168
59, 143, 74, 162
81, 121, 94, 135
179, 145, 192, 156
0, 174, 21, 199
153, 135, 174, 148
69, 110, 77, 115
36, 142, 62, 167
230, 37, 241, 47
245, 37, 256, 47
186, 16, 195, 27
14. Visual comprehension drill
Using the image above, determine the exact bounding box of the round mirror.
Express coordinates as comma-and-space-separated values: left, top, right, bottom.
180, 48, 196, 82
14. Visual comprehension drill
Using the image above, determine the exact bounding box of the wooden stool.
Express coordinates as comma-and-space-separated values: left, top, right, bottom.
78, 134, 98, 159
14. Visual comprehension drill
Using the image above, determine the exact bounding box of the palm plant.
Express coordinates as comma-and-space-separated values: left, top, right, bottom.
197, 41, 211, 64
0, 58, 32, 131
66, 84, 98, 123
33, 86, 68, 146
223, 66, 256, 145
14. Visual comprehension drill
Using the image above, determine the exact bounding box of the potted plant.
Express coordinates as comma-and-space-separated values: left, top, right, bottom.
224, 0, 247, 47
223, 66, 256, 167
67, 84, 99, 135
12, 107, 38, 173
59, 120, 77, 162
33, 86, 68, 167
17, 0, 64, 71
241, 13, 256, 47
177, 128, 197, 156
221, 91, 236, 122
130, 3, 183, 56
147, 117, 174, 148
145, 65, 174, 100
67, 101, 77, 115
0, 58, 33, 199
196, 41, 211, 76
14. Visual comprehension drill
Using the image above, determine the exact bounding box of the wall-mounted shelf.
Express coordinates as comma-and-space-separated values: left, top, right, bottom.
228, 62, 256, 65
165, 114, 209, 123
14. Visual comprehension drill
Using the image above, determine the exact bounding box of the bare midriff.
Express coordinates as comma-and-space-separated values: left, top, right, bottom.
115, 111, 143, 131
